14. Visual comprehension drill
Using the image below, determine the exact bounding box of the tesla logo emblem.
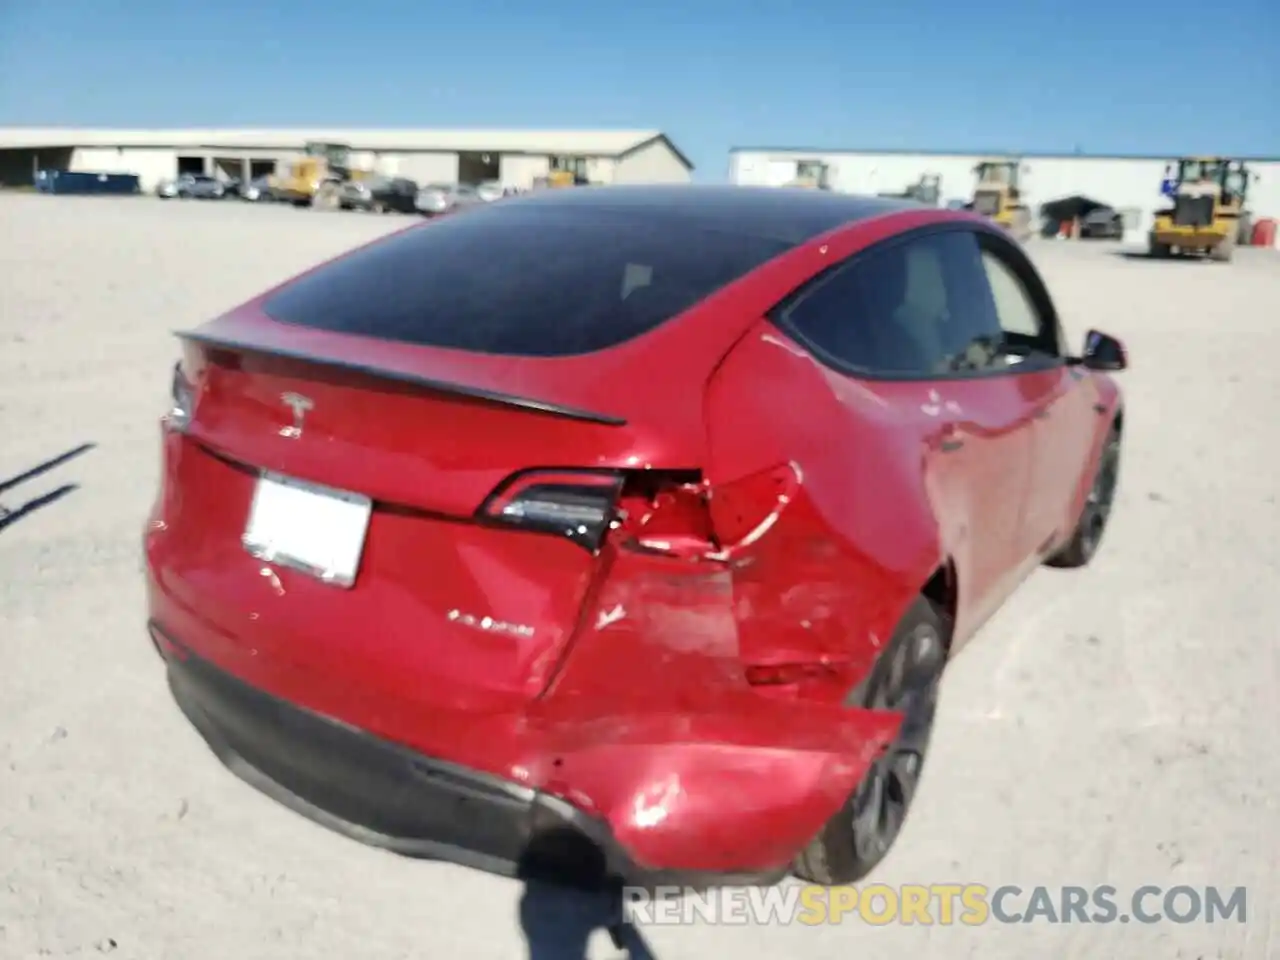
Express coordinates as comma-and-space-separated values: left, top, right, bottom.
279, 392, 313, 439
921, 388, 962, 417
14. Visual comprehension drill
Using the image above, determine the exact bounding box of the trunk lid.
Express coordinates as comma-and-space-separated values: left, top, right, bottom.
167, 312, 708, 709
180, 320, 649, 518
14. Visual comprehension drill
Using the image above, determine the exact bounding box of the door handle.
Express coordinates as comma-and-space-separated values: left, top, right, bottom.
940, 439, 964, 453
1035, 408, 1051, 420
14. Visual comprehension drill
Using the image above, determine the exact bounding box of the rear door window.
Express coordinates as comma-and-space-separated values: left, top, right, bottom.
777, 228, 1005, 377
981, 250, 1040, 336
263, 206, 792, 356
974, 235, 1065, 361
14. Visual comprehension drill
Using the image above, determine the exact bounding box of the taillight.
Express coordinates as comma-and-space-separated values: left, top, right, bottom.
166, 361, 196, 432
479, 470, 624, 552
614, 470, 716, 558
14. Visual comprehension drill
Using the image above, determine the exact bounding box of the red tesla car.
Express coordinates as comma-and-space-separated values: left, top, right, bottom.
144, 185, 1126, 890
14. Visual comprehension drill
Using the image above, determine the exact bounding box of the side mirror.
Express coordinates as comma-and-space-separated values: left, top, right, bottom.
1081, 330, 1127, 371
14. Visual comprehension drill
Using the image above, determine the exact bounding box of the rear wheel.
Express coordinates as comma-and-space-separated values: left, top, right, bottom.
1211, 231, 1235, 262
1237, 214, 1253, 247
313, 181, 342, 211
1046, 425, 1121, 568
1011, 207, 1032, 242
792, 596, 949, 885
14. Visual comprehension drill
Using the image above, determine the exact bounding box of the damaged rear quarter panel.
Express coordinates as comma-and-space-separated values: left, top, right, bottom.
534, 549, 902, 872
519, 312, 955, 876
701, 322, 946, 699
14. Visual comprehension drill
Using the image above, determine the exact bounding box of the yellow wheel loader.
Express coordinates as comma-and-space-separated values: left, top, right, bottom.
1148, 157, 1254, 262
532, 170, 589, 189
276, 142, 375, 209
879, 173, 942, 206
784, 160, 832, 190
969, 159, 1032, 241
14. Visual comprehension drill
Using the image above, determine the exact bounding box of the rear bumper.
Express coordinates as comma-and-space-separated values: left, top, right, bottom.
151, 622, 793, 890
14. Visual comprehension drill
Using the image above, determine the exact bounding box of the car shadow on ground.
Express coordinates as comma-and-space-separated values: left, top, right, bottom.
520, 880, 658, 959
1110, 250, 1231, 263
0, 442, 95, 533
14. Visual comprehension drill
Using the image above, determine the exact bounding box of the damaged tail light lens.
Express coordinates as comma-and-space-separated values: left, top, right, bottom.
167, 361, 196, 432
480, 470, 625, 552
614, 470, 716, 558
481, 468, 721, 556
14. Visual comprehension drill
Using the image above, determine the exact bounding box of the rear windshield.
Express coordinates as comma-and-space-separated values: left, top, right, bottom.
262, 204, 792, 356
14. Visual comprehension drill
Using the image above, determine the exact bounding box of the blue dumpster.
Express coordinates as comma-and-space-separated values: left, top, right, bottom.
36, 169, 141, 195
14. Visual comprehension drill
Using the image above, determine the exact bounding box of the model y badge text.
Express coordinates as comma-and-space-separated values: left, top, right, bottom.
279, 392, 313, 440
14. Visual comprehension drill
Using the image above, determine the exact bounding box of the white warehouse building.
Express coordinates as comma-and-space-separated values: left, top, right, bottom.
729, 146, 1280, 239
0, 127, 694, 193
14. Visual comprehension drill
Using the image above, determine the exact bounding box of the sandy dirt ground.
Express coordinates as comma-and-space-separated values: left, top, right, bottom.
1, 193, 1276, 960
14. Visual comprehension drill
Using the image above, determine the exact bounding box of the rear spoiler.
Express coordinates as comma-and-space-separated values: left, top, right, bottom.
174, 329, 628, 427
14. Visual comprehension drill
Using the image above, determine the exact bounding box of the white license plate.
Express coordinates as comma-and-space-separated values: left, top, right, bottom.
242, 472, 372, 588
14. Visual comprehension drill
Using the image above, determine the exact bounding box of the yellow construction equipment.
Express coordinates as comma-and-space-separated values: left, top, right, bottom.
1148, 157, 1254, 262
532, 170, 588, 189
785, 161, 832, 190
549, 169, 588, 187
879, 173, 942, 206
273, 142, 375, 208
969, 159, 1032, 241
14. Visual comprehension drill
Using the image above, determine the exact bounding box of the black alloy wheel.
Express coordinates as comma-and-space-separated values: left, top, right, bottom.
793, 596, 949, 885
1046, 425, 1121, 568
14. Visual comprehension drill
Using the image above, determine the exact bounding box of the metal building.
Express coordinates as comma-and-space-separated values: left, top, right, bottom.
0, 127, 694, 193
729, 147, 1280, 241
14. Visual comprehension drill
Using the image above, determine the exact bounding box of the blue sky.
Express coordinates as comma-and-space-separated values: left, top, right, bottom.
1, 0, 1276, 179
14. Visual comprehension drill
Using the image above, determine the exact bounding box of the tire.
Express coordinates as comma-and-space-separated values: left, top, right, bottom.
313, 181, 341, 211
1211, 231, 1235, 262
1147, 233, 1170, 258
1046, 424, 1121, 568
792, 595, 950, 886
1237, 214, 1252, 247
1011, 207, 1032, 243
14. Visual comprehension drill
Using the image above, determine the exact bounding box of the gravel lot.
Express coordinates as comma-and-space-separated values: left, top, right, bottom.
1, 193, 1276, 960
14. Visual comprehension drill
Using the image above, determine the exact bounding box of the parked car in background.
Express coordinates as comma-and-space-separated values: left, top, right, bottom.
1078, 206, 1125, 240
238, 176, 275, 202
476, 180, 505, 203
339, 175, 419, 214
185, 175, 227, 199
415, 182, 483, 216
161, 174, 229, 200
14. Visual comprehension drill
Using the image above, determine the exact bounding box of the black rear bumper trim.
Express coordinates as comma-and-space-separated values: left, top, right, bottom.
150, 622, 784, 892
